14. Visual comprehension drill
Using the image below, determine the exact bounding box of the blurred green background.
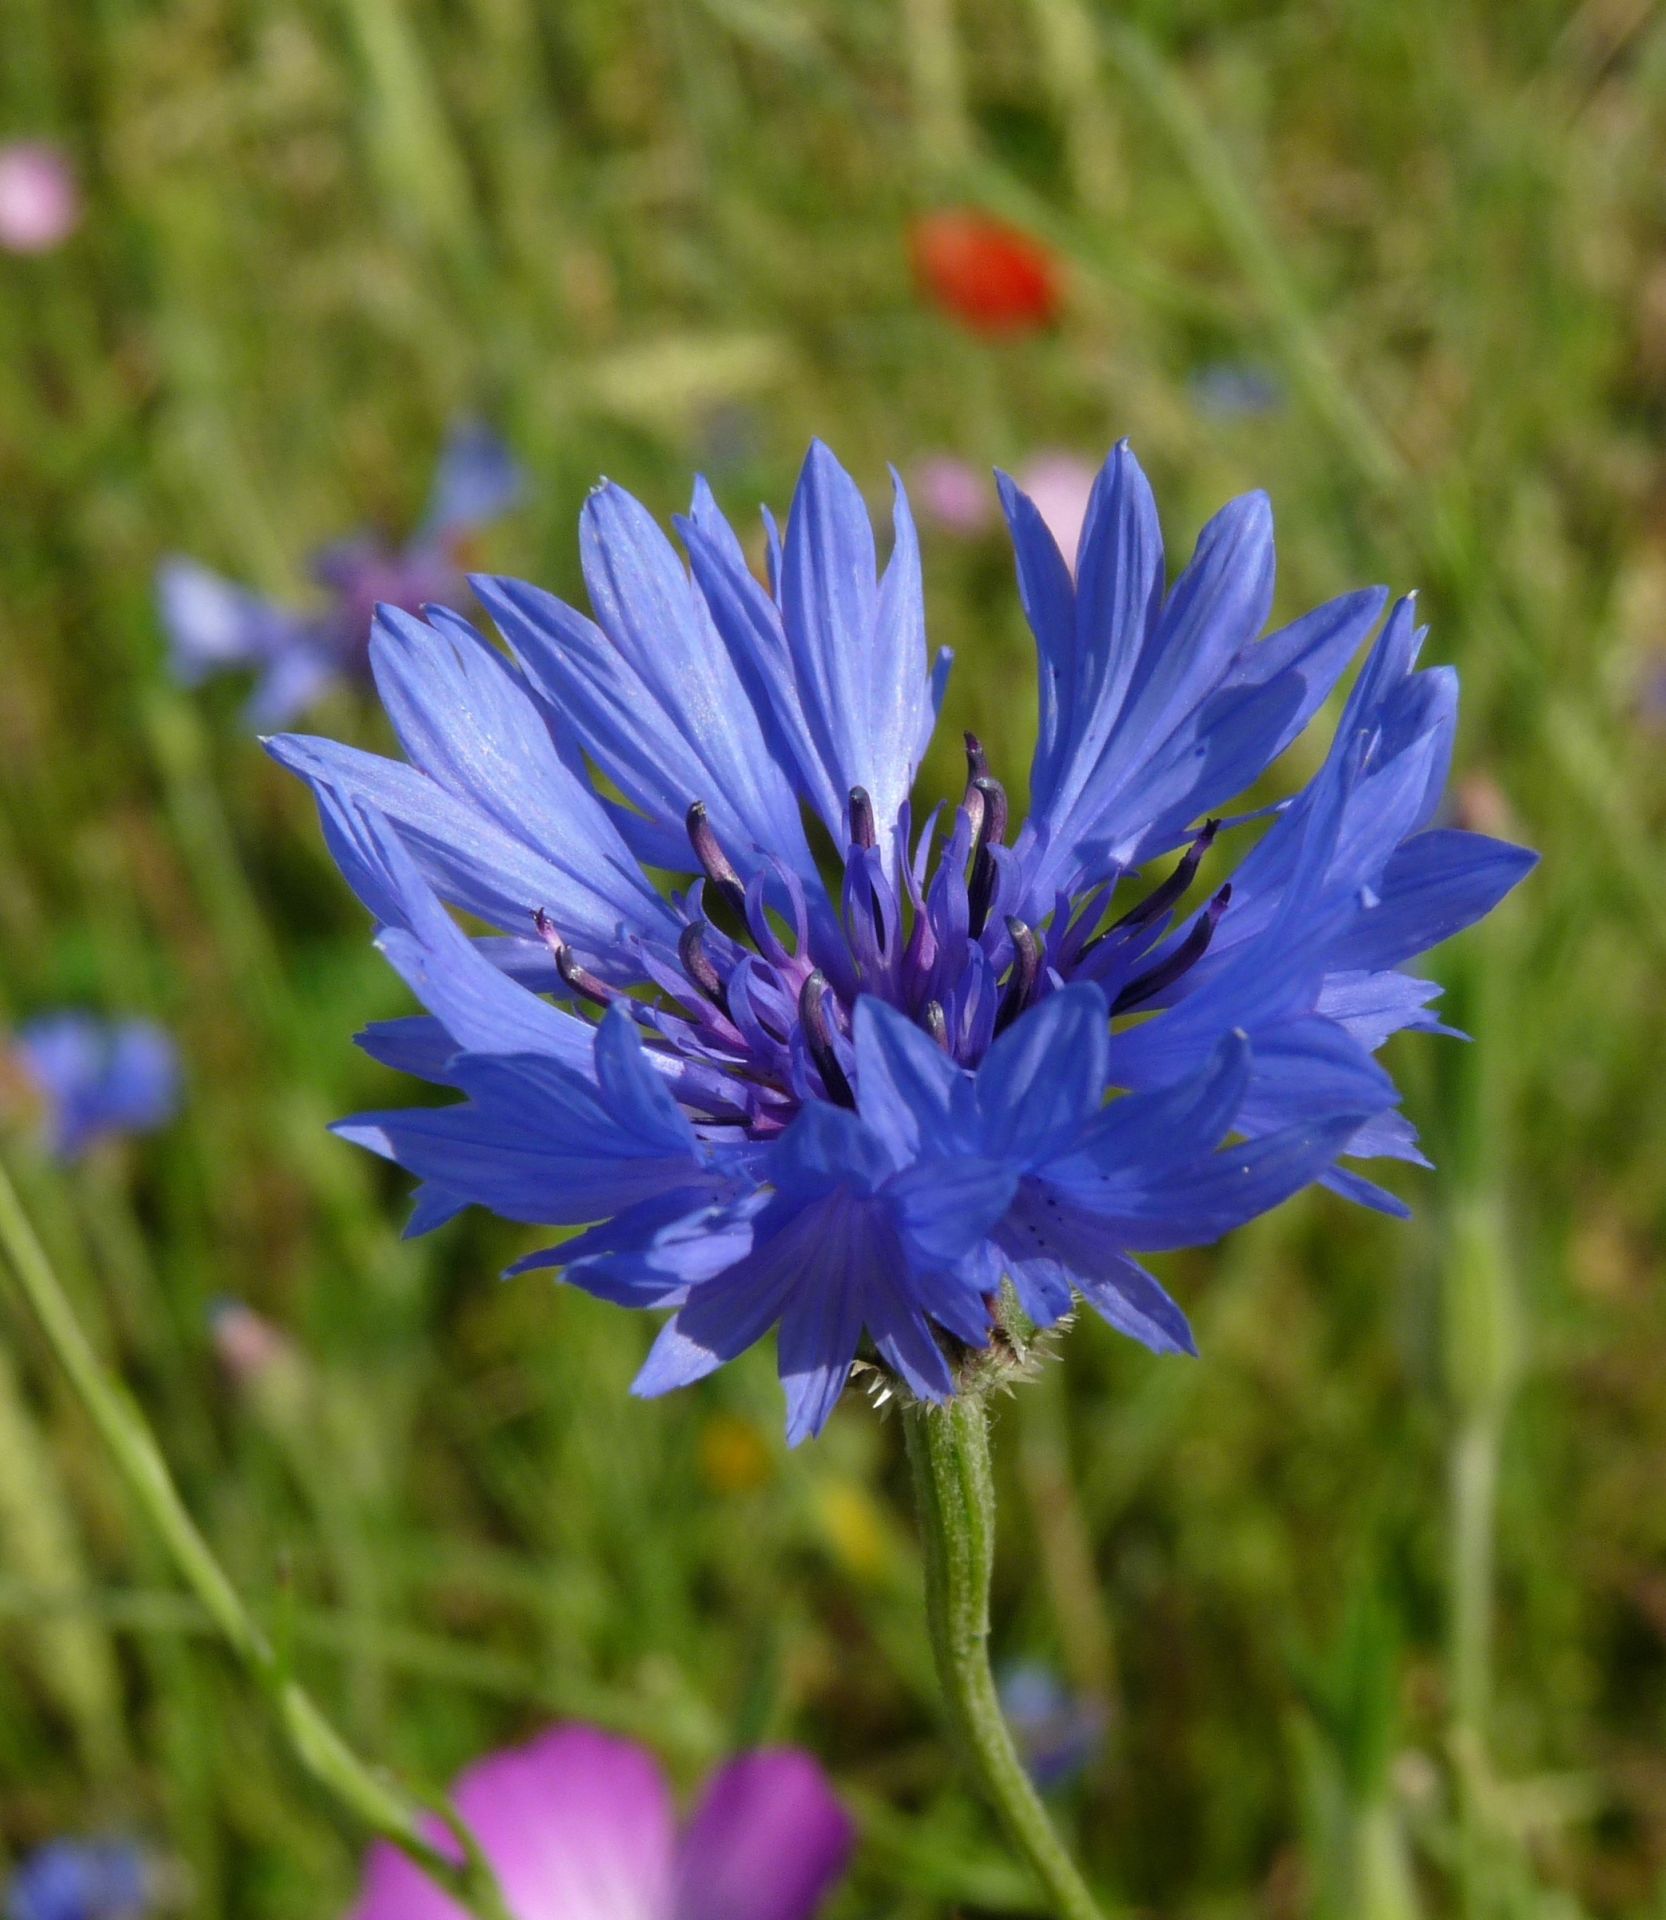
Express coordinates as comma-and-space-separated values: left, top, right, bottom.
1, 0, 1663, 1913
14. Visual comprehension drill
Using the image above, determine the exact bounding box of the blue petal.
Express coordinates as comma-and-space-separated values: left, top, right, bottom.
305, 793, 600, 1071
580, 484, 812, 858
992, 1192, 1196, 1353
1113, 489, 1274, 758
1315, 970, 1449, 1050
1073, 1252, 1198, 1357
356, 1015, 462, 1082
1230, 1018, 1400, 1136
519, 1190, 761, 1307
777, 444, 935, 853
850, 995, 963, 1162
995, 469, 1075, 799
1329, 830, 1537, 970
634, 1314, 740, 1397
472, 540, 814, 891
768, 1098, 896, 1198
864, 1263, 956, 1406
421, 418, 523, 536
15, 1014, 178, 1160
590, 1004, 699, 1155
336, 1040, 706, 1229
366, 604, 672, 943
1016, 443, 1163, 846
1107, 592, 1383, 866
1082, 1032, 1252, 1169
776, 1196, 875, 1444
1056, 1112, 1368, 1250
245, 643, 339, 728
887, 1157, 1018, 1265
992, 1250, 1078, 1331
1321, 1165, 1413, 1217
679, 498, 844, 839
634, 1197, 829, 1401
265, 724, 673, 952
156, 558, 308, 682
101, 1022, 181, 1133
975, 982, 1109, 1165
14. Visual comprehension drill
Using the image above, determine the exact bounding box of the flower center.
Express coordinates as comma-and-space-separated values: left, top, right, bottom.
533, 735, 1231, 1135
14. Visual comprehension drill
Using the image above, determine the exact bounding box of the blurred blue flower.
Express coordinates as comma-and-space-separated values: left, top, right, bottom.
6, 1840, 149, 1920
1188, 362, 1282, 420
998, 1662, 1108, 1789
11, 1014, 178, 1161
158, 420, 521, 727
270, 439, 1534, 1440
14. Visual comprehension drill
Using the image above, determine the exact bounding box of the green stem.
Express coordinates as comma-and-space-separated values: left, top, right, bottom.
902, 1396, 1107, 1920
0, 1156, 511, 1920
1449, 1415, 1499, 1746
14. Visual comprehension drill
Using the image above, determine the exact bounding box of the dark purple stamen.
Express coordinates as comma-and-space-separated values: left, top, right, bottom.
534, 908, 618, 1008
967, 774, 1008, 938
962, 734, 991, 835
678, 921, 730, 1016
798, 970, 854, 1107
1111, 884, 1232, 1014
1113, 819, 1220, 938
848, 786, 876, 850
686, 801, 749, 920
921, 999, 950, 1051
995, 917, 1042, 1035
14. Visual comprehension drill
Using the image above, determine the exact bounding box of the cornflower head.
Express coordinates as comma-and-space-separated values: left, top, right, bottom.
6, 1014, 178, 1162
349, 1726, 853, 1920
1188, 362, 1283, 420
158, 420, 521, 728
270, 440, 1535, 1443
5, 1839, 150, 1920
997, 1662, 1109, 1791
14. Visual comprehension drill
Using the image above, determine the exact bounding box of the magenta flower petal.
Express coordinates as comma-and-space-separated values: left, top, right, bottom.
673, 1750, 855, 1920
349, 1728, 676, 1920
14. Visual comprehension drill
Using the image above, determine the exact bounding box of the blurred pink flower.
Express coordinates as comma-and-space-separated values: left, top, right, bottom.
1015, 451, 1097, 571
913, 455, 995, 536
350, 1726, 855, 1920
913, 450, 1097, 569
0, 143, 80, 254
208, 1300, 295, 1389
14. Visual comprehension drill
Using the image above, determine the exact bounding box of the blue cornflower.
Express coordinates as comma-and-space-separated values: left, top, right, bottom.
8, 1014, 179, 1162
1187, 362, 1282, 419
269, 440, 1534, 1442
158, 420, 522, 727
6, 1840, 149, 1920
997, 1662, 1108, 1790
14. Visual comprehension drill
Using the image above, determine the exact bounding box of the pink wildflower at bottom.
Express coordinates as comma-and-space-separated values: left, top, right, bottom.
349, 1727, 855, 1920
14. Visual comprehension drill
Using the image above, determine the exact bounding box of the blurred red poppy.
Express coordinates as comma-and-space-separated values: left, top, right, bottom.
909, 209, 1062, 335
